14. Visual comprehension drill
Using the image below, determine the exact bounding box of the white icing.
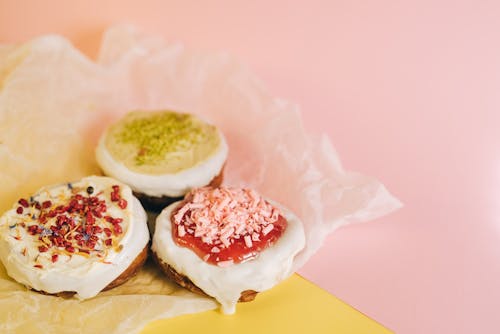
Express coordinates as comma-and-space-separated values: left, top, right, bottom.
0, 176, 149, 299
95, 130, 228, 197
151, 200, 305, 314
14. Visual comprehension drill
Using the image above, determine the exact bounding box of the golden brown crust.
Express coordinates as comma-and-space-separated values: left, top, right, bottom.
102, 244, 149, 290
32, 245, 149, 297
134, 165, 225, 212
151, 250, 258, 303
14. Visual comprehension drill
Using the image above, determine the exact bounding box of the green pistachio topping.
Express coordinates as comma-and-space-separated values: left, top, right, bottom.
105, 111, 221, 174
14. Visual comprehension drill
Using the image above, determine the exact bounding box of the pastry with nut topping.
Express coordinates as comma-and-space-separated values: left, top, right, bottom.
95, 111, 228, 211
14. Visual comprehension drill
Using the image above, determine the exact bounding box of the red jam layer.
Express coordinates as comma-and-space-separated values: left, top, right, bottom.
173, 213, 287, 265
170, 187, 288, 266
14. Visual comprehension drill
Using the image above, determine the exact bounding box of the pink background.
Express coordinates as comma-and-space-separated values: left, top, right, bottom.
1, 1, 498, 333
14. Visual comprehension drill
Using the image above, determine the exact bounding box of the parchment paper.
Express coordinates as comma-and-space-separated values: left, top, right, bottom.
0, 25, 401, 334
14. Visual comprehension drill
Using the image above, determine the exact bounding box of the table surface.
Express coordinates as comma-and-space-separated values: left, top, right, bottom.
141, 274, 392, 334
1, 1, 498, 333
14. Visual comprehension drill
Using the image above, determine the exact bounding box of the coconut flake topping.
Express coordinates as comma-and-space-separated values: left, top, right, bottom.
173, 187, 282, 249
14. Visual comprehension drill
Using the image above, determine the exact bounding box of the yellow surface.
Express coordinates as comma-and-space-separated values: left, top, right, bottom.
140, 274, 393, 334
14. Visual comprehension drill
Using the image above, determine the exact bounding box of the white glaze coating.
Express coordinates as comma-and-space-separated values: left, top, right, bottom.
95, 130, 228, 198
0, 176, 149, 299
152, 200, 305, 314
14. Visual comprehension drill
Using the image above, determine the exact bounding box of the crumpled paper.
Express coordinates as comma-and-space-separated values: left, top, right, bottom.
0, 25, 401, 334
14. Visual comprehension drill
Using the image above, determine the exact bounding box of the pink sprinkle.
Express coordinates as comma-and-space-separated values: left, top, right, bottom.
188, 203, 205, 210
174, 205, 190, 223
217, 260, 234, 268
220, 227, 235, 240
211, 246, 220, 253
220, 237, 231, 248
177, 225, 186, 237
271, 209, 280, 221
262, 224, 274, 236
244, 235, 253, 248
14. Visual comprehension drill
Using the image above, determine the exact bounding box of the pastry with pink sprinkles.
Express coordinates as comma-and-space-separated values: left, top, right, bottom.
151, 186, 305, 314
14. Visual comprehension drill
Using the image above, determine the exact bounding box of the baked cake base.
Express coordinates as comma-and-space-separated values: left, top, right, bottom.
151, 250, 257, 302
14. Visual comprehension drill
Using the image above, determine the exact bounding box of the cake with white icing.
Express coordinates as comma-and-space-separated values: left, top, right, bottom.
95, 111, 228, 210
0, 176, 149, 299
151, 187, 305, 314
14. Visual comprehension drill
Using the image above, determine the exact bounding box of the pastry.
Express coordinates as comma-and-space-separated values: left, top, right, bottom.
0, 176, 149, 298
95, 110, 228, 211
151, 186, 305, 314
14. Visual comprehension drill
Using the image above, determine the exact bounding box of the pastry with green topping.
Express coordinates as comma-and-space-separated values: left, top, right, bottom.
95, 111, 228, 211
